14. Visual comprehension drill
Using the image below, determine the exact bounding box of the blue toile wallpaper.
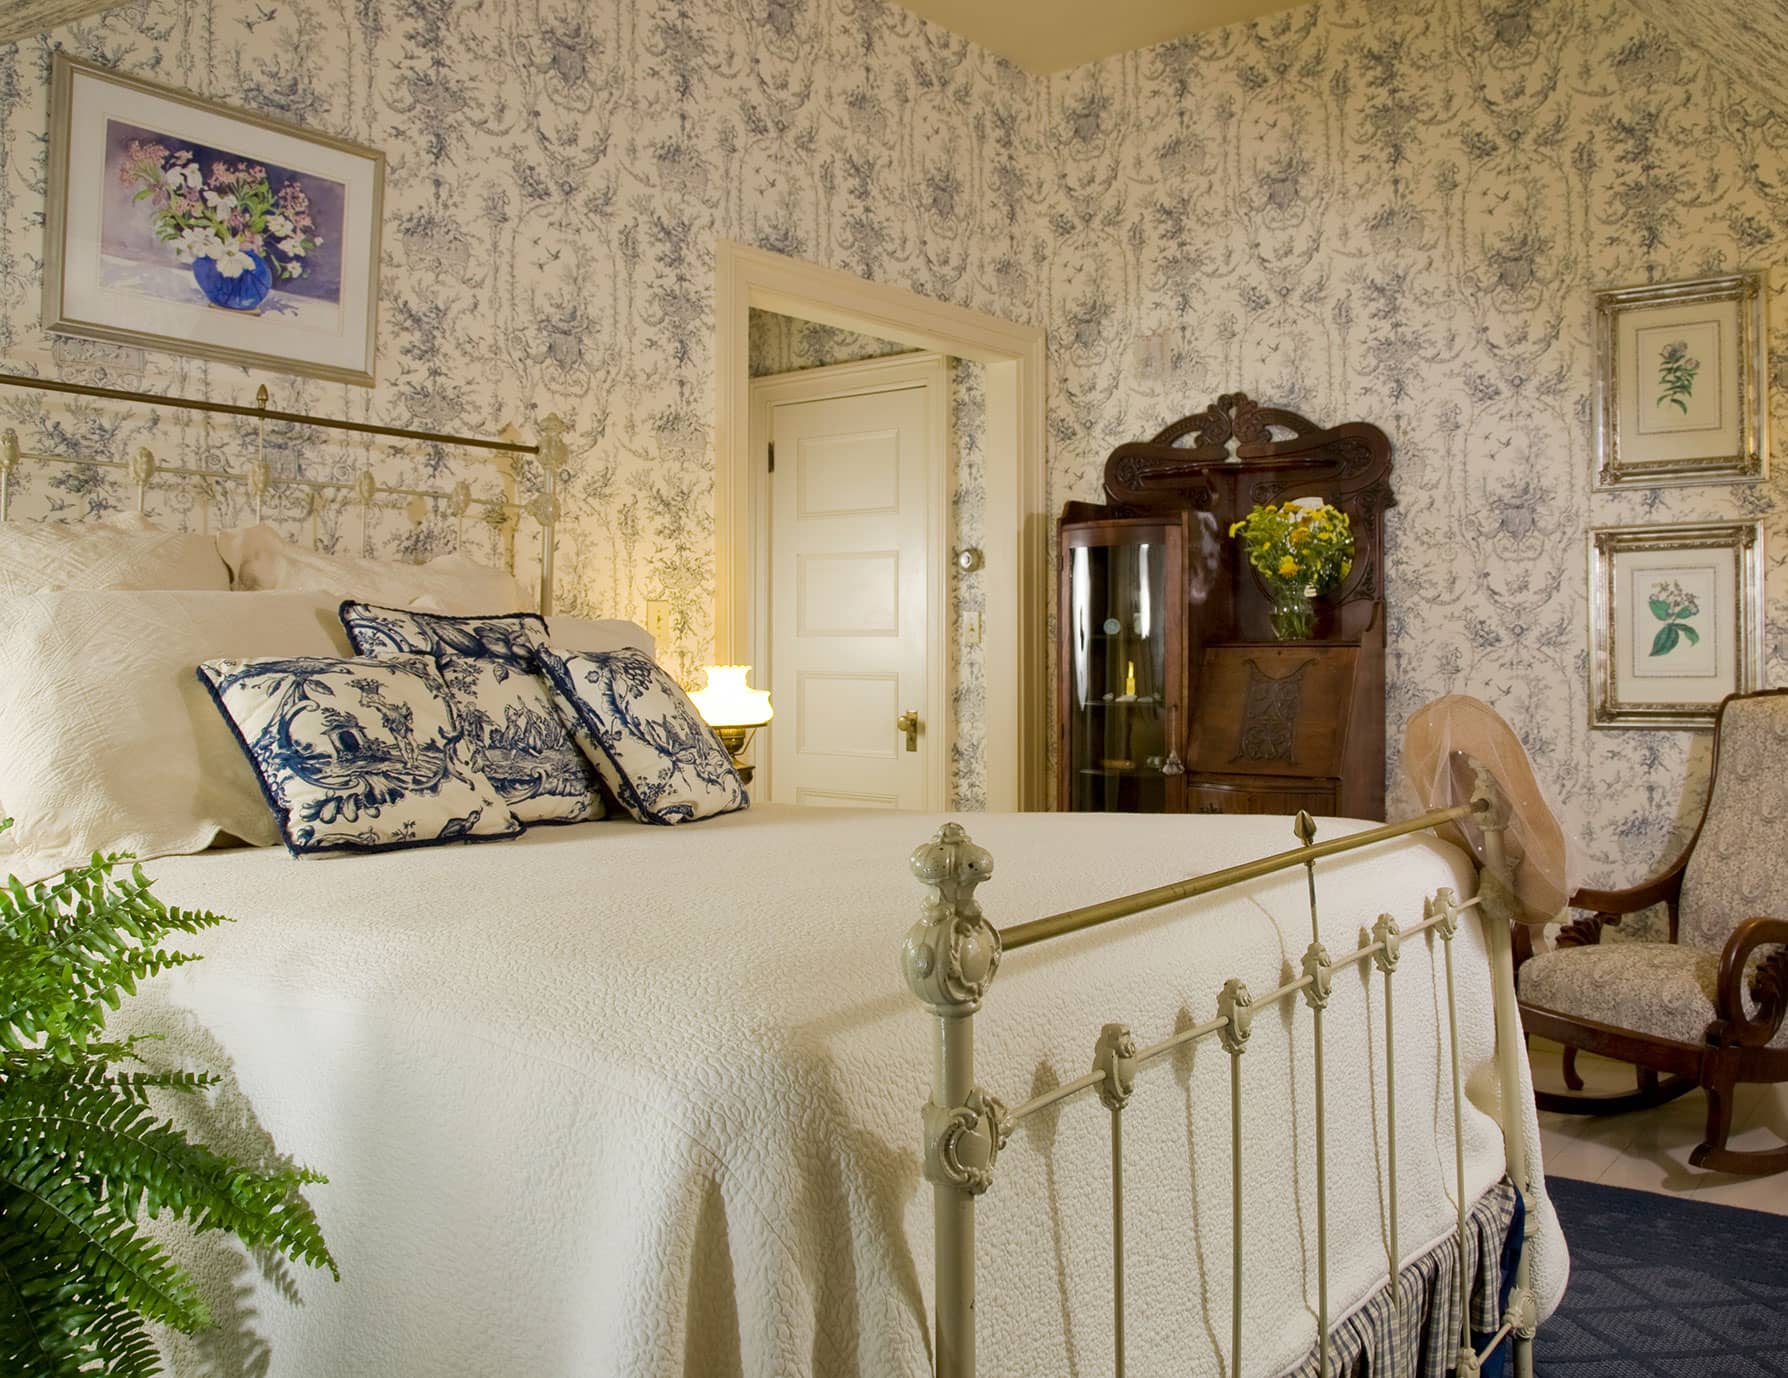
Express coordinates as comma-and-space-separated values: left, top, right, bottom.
0, 0, 1035, 691
1, 0, 1784, 891
1035, 0, 1787, 900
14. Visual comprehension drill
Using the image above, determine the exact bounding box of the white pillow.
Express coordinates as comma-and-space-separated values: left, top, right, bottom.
547, 616, 655, 659
216, 523, 534, 614
0, 590, 352, 882
0, 516, 231, 594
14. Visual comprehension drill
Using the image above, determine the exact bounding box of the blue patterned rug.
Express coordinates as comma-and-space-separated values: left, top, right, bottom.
1536, 1176, 1788, 1376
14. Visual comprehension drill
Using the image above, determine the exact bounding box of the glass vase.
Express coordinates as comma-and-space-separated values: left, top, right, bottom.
1267, 584, 1316, 641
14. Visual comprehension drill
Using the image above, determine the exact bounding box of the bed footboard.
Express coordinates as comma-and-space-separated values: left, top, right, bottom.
900, 771, 1538, 1378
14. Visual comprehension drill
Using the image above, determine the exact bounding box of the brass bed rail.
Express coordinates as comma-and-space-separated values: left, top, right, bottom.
902, 777, 1539, 1378
0, 369, 565, 612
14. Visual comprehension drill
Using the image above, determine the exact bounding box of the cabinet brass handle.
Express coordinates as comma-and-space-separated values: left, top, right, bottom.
896, 710, 920, 752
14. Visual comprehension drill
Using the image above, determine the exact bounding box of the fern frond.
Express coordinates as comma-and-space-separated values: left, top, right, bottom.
0, 1074, 337, 1278
0, 1167, 208, 1331
0, 824, 335, 1373
0, 1212, 164, 1378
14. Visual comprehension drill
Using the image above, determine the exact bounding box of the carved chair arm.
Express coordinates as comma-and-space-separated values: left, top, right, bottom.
1710, 916, 1788, 1050
1570, 867, 1684, 915
1562, 867, 1687, 949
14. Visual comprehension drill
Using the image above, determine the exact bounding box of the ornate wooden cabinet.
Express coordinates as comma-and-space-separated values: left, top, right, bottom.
1056, 394, 1395, 819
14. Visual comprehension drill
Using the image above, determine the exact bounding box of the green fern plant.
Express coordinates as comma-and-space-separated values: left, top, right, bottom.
0, 820, 337, 1376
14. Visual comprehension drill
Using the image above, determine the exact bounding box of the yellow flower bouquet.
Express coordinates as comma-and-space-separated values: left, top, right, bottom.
1228, 499, 1355, 640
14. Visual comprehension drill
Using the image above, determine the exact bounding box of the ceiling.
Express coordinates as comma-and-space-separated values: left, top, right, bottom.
890, 0, 1304, 72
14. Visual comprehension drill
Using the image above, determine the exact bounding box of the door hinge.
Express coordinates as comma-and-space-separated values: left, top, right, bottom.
768, 441, 775, 473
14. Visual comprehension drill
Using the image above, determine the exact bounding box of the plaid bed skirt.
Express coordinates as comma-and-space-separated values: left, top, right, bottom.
1282, 1179, 1522, 1378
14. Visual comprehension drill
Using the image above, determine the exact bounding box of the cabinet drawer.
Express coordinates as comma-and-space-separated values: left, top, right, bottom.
1185, 777, 1338, 817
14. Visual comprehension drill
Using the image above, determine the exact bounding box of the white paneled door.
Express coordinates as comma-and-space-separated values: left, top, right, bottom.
757, 357, 945, 809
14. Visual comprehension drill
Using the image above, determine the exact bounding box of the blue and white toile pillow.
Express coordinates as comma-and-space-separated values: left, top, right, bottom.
339, 603, 603, 826
537, 646, 748, 825
196, 653, 523, 856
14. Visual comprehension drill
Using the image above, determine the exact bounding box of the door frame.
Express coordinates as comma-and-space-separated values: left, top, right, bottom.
749, 353, 951, 808
715, 240, 1048, 811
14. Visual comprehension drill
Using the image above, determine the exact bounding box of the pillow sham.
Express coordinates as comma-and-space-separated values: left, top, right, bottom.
196, 653, 523, 856
0, 590, 352, 882
338, 604, 602, 826
537, 646, 747, 825
217, 523, 534, 613
0, 516, 231, 594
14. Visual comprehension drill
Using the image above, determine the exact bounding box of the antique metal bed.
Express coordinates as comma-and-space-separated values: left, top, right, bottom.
0, 367, 1543, 1376
0, 369, 566, 611
902, 772, 1540, 1378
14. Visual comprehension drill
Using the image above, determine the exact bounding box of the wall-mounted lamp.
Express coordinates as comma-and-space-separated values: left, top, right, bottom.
690, 665, 773, 784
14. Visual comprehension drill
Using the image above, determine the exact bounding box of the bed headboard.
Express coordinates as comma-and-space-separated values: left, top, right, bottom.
0, 371, 566, 613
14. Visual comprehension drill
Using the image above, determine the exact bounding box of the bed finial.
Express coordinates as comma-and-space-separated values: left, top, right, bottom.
129, 446, 156, 514
903, 823, 999, 1016
255, 383, 270, 411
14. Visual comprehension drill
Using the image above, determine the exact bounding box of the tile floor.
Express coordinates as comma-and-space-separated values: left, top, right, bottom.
1529, 1039, 1788, 1214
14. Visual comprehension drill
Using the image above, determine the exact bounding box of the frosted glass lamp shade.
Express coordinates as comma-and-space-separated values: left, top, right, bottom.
690, 665, 773, 730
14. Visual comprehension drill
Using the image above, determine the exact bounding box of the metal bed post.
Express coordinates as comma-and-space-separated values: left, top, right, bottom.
903, 824, 1004, 1378
535, 415, 567, 617
1470, 765, 1540, 1377
0, 428, 16, 521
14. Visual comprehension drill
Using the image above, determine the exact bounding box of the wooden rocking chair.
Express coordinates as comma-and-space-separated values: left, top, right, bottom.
1515, 688, 1788, 1175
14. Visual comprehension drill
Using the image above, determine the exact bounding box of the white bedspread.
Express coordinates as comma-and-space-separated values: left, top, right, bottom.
129, 806, 1565, 1377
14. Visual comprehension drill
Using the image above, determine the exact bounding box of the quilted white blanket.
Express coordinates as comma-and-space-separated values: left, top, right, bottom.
130, 807, 1565, 1377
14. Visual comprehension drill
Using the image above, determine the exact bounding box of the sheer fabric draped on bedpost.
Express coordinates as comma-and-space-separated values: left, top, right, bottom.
902, 823, 1004, 1378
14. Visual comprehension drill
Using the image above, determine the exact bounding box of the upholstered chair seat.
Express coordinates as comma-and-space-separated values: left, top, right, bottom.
1514, 689, 1788, 1176
1520, 942, 1788, 1050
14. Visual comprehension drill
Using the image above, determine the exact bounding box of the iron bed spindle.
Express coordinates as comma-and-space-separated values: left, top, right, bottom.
1295, 812, 1333, 1377
1219, 977, 1252, 1378
1372, 913, 1404, 1309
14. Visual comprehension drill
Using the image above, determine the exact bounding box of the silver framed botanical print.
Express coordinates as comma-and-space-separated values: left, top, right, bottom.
1592, 272, 1768, 489
1589, 521, 1763, 729
42, 54, 384, 386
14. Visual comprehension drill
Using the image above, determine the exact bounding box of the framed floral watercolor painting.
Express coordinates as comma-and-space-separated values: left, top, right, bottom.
1589, 521, 1763, 729
1592, 272, 1768, 489
42, 54, 384, 386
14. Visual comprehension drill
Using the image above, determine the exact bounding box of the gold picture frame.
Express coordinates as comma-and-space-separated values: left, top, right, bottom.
1589, 520, 1763, 730
42, 54, 384, 386
1592, 272, 1768, 489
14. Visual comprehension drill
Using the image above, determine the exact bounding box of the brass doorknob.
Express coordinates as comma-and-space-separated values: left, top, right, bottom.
896, 710, 920, 752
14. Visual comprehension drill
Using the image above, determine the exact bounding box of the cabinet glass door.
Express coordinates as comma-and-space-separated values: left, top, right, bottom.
1062, 521, 1181, 812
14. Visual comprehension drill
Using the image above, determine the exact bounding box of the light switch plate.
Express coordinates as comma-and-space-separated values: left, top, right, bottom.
644, 599, 673, 648
962, 609, 983, 645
